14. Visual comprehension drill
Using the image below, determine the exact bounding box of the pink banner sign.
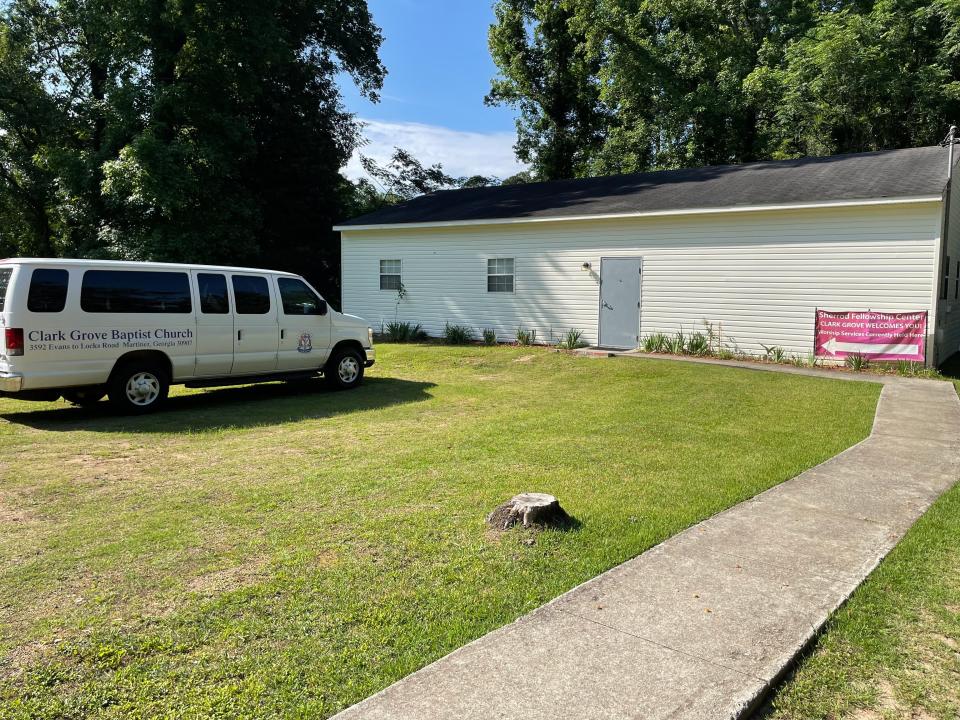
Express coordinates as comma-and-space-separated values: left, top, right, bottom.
815, 310, 926, 362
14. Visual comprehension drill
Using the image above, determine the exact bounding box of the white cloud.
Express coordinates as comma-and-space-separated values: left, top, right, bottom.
344, 119, 527, 183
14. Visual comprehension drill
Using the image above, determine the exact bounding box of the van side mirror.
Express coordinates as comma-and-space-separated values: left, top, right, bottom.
317, 299, 327, 316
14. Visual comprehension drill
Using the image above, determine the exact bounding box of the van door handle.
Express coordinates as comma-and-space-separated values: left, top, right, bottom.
237, 330, 242, 341
280, 329, 285, 340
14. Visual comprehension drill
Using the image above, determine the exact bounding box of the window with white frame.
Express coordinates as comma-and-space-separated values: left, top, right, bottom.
380, 259, 402, 290
487, 258, 514, 293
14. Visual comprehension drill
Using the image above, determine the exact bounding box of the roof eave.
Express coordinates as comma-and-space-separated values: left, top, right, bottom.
334, 194, 943, 232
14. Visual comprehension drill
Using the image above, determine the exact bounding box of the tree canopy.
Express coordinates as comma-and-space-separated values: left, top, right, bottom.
0, 0, 384, 299
486, 0, 607, 180
488, 0, 960, 179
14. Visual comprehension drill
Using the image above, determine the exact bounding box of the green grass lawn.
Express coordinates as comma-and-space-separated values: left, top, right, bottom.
0, 344, 880, 719
766, 392, 960, 720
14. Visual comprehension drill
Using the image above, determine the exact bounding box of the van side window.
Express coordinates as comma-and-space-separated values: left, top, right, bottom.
81, 270, 192, 313
232, 275, 270, 314
277, 278, 325, 315
0, 268, 11, 312
27, 269, 69, 313
197, 273, 229, 314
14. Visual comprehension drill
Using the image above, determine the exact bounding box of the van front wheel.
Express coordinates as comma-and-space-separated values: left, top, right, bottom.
108, 363, 169, 414
324, 348, 364, 390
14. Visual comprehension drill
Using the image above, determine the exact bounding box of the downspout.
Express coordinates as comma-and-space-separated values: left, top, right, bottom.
933, 185, 949, 367
933, 126, 957, 366
950, 125, 957, 179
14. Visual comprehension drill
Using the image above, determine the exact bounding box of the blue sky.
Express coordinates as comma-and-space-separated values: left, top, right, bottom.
339, 0, 527, 181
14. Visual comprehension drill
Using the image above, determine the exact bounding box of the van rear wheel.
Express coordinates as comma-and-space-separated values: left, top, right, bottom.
108, 363, 169, 414
324, 347, 364, 390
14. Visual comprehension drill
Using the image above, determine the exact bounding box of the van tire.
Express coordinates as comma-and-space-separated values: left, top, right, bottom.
108, 362, 169, 414
324, 347, 364, 390
63, 388, 106, 407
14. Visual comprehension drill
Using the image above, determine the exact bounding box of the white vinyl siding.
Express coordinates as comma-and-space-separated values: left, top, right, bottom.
342, 202, 941, 357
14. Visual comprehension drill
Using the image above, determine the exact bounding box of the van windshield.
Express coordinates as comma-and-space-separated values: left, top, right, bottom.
0, 268, 11, 312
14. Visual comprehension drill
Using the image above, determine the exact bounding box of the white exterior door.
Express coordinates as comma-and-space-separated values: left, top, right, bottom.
230, 273, 279, 374
598, 257, 642, 349
192, 271, 234, 377
274, 276, 332, 371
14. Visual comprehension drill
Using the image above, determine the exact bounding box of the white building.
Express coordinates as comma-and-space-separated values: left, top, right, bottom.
337, 146, 960, 365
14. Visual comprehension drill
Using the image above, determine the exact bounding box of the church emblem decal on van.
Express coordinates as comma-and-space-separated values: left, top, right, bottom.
297, 333, 313, 353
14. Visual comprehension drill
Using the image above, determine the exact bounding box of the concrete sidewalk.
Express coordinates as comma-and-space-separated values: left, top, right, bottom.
333, 372, 960, 720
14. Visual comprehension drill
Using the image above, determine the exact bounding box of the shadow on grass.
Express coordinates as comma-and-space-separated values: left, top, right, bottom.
1, 377, 435, 433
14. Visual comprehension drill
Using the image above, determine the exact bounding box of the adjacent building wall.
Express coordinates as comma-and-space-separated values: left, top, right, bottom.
341, 202, 941, 358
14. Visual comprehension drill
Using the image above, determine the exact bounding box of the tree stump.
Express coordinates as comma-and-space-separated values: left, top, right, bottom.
487, 493, 571, 530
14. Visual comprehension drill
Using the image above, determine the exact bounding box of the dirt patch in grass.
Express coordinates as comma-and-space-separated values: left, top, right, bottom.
187, 556, 270, 595
933, 632, 958, 651
64, 448, 158, 481
1, 639, 59, 682
187, 549, 338, 596
847, 679, 940, 720
0, 491, 32, 524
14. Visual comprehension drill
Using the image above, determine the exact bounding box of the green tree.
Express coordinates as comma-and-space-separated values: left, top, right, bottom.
745, 0, 960, 157
581, 0, 820, 173
0, 0, 141, 257
492, 0, 960, 174
357, 147, 498, 208
0, 0, 384, 299
486, 0, 607, 180
361, 148, 462, 202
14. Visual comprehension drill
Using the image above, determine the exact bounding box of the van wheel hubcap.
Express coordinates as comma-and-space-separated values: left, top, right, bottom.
126, 372, 160, 406
338, 356, 360, 384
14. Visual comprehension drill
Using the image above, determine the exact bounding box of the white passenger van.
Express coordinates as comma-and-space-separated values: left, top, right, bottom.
0, 259, 375, 413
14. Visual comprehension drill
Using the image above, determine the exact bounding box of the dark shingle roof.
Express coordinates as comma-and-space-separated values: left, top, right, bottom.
338, 146, 950, 228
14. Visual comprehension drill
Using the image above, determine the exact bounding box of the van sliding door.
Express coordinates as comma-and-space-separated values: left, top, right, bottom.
192, 271, 234, 376
230, 274, 279, 374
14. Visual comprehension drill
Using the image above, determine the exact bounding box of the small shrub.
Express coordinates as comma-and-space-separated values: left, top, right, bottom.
716, 347, 735, 360
668, 330, 686, 355
789, 354, 805, 367
807, 353, 819, 368
896, 360, 917, 377
761, 344, 786, 363
482, 328, 497, 346
516, 327, 537, 346
642, 333, 669, 353
557, 328, 587, 350
845, 353, 870, 372
702, 320, 720, 353
385, 321, 426, 343
685, 332, 709, 356
443, 323, 474, 345
384, 322, 404, 342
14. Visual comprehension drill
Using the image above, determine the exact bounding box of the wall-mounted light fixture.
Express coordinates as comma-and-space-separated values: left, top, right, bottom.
581, 262, 592, 272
